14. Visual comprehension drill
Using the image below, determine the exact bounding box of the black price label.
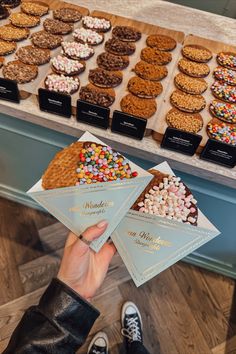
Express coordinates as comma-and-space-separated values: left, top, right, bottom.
0, 78, 20, 103
38, 88, 71, 118
76, 99, 109, 129
161, 127, 202, 156
111, 110, 147, 140
200, 139, 236, 168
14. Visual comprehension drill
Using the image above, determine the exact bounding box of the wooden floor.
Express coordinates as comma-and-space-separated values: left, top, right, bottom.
0, 197, 236, 354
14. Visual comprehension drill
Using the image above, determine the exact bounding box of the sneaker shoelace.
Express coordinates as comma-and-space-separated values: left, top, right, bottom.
92, 348, 106, 354
121, 315, 142, 343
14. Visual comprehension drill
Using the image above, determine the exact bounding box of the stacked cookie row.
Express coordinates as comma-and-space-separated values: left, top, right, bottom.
167, 44, 212, 134
78, 23, 141, 108
207, 52, 236, 146
120, 33, 177, 119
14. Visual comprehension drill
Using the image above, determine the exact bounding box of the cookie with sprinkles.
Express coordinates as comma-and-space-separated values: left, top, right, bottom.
62, 41, 95, 61
43, 18, 73, 35
146, 34, 177, 51
16, 45, 51, 65
166, 108, 203, 133
9, 12, 40, 28
82, 16, 111, 33
182, 44, 212, 63
213, 66, 236, 86
207, 118, 236, 145
0, 25, 30, 42
88, 68, 123, 88
170, 90, 206, 113
0, 40, 16, 56
174, 72, 208, 95
217, 52, 236, 71
132, 169, 198, 226
211, 81, 236, 103
209, 100, 236, 124
178, 58, 210, 78
51, 55, 85, 76
45, 73, 80, 95
31, 31, 62, 49
21, 1, 49, 16
42, 141, 138, 189
79, 84, 115, 108
73, 28, 104, 46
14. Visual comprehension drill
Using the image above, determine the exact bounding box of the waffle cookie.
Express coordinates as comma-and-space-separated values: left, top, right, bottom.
0, 25, 29, 42
79, 83, 115, 108
62, 41, 94, 61
16, 45, 50, 65
216, 52, 236, 71
53, 7, 82, 23
112, 26, 141, 42
89, 68, 122, 88
209, 100, 236, 124
21, 1, 49, 16
31, 30, 62, 49
105, 38, 135, 56
178, 58, 210, 78
140, 47, 172, 65
45, 73, 80, 95
9, 12, 40, 28
0, 40, 16, 55
207, 118, 236, 145
182, 44, 212, 63
51, 55, 85, 76
170, 90, 206, 113
3, 60, 38, 83
127, 76, 163, 98
82, 16, 111, 33
134, 60, 168, 81
120, 93, 157, 119
97, 52, 129, 71
42, 141, 138, 189
73, 28, 104, 46
213, 66, 236, 86
146, 34, 176, 51
166, 108, 203, 133
43, 18, 73, 35
174, 72, 208, 95
211, 81, 236, 103
132, 169, 198, 226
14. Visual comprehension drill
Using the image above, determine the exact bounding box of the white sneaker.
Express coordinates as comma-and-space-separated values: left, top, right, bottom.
87, 331, 109, 354
121, 301, 143, 347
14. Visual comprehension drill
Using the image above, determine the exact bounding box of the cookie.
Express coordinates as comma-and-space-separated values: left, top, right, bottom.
210, 100, 236, 124
79, 83, 115, 108
146, 34, 177, 51
140, 47, 172, 65
2, 60, 38, 83
0, 25, 29, 42
45, 73, 80, 95
42, 141, 138, 189
213, 66, 236, 86
31, 30, 62, 49
105, 37, 135, 56
62, 41, 94, 61
0, 0, 20, 8
0, 40, 16, 55
16, 45, 50, 65
120, 93, 157, 119
0, 5, 9, 19
182, 44, 212, 63
97, 52, 129, 71
53, 7, 82, 23
174, 72, 208, 95
132, 169, 198, 225
178, 58, 210, 78
51, 55, 85, 76
217, 52, 236, 71
43, 18, 73, 35
9, 12, 40, 28
166, 108, 203, 133
211, 81, 236, 103
82, 16, 111, 33
21, 1, 49, 16
112, 26, 141, 42
127, 76, 163, 98
73, 28, 104, 46
134, 60, 168, 81
207, 118, 236, 145
170, 90, 206, 113
88, 68, 122, 88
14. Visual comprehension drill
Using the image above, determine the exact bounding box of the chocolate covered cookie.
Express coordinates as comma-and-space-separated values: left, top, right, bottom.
53, 7, 82, 23
211, 81, 236, 103
120, 93, 157, 118
174, 72, 208, 95
82, 16, 111, 33
97, 52, 129, 71
128, 76, 163, 98
62, 41, 94, 60
88, 68, 122, 88
166, 108, 203, 133
73, 28, 104, 46
0, 40, 16, 55
134, 60, 168, 81
31, 30, 62, 49
217, 52, 236, 71
146, 34, 176, 51
210, 100, 236, 124
21, 1, 49, 16
112, 26, 141, 42
9, 12, 40, 28
43, 18, 73, 35
3, 60, 38, 83
182, 44, 212, 63
105, 37, 135, 56
178, 58, 210, 78
0, 25, 29, 42
79, 83, 115, 108
207, 118, 236, 145
140, 47, 172, 65
170, 90, 206, 113
16, 45, 50, 65
51, 55, 85, 76
45, 73, 80, 95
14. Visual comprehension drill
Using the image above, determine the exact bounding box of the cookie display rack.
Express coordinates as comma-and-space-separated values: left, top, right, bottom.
152, 34, 236, 152
0, 0, 89, 99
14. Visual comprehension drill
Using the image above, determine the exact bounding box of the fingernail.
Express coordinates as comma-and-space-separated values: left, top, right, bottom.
97, 220, 108, 228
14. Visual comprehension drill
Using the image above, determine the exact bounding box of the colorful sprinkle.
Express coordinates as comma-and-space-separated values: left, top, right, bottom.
207, 121, 236, 145
210, 100, 236, 124
214, 66, 236, 86
211, 81, 236, 103
217, 52, 236, 70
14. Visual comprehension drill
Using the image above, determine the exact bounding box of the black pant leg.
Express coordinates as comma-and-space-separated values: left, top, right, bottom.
127, 341, 150, 354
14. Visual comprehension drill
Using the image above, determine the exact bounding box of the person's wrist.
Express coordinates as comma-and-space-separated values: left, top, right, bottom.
56, 274, 93, 301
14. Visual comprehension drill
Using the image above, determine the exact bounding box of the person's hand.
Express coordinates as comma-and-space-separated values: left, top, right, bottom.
57, 220, 116, 301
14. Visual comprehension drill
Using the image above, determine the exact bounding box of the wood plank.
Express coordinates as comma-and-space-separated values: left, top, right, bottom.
38, 222, 68, 252
212, 335, 236, 354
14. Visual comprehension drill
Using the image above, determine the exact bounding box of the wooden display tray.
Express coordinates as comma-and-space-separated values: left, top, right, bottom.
152, 34, 236, 152
0, 0, 89, 99
37, 9, 185, 119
